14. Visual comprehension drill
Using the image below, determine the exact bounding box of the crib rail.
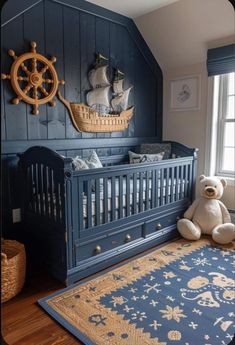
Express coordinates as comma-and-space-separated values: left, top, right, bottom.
69, 157, 194, 234
19, 146, 71, 226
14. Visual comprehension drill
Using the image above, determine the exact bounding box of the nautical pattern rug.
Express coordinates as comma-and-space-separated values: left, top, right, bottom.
38, 238, 235, 345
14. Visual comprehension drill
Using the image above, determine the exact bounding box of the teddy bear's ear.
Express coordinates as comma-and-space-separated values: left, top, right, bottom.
199, 175, 205, 181
220, 178, 227, 189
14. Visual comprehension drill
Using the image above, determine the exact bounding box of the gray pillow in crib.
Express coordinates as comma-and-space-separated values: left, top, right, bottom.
140, 143, 171, 159
72, 156, 89, 171
129, 151, 164, 164
85, 151, 103, 169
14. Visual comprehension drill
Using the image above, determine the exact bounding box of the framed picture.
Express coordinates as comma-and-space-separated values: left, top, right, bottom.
170, 75, 201, 111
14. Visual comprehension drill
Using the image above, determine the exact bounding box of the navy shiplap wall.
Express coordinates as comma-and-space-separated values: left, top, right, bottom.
1, 0, 163, 230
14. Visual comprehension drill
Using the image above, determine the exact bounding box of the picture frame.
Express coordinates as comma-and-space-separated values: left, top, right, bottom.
170, 74, 201, 111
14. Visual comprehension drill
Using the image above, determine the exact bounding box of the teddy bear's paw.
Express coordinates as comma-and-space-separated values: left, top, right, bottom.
212, 223, 235, 244
177, 219, 201, 241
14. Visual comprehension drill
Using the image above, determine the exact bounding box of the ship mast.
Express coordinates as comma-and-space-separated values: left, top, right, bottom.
86, 53, 111, 115
111, 69, 133, 113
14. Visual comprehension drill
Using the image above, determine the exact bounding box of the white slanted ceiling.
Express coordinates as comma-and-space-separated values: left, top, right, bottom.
135, 0, 235, 70
86, 0, 180, 18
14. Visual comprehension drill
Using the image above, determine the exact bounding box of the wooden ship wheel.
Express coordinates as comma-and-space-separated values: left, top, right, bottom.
1, 41, 65, 115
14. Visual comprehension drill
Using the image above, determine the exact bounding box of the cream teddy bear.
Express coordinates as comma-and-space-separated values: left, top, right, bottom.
177, 175, 235, 244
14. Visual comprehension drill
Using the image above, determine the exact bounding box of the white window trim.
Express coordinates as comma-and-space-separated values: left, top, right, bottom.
205, 75, 235, 186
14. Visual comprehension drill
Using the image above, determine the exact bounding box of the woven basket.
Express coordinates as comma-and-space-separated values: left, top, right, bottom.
1, 239, 26, 303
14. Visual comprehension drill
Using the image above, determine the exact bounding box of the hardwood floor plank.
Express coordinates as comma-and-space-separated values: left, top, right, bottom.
2, 271, 81, 345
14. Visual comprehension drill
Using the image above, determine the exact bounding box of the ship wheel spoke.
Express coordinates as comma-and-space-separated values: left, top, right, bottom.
31, 57, 38, 73
38, 85, 49, 97
39, 64, 49, 75
42, 78, 53, 84
33, 85, 38, 101
32, 104, 39, 115
17, 76, 29, 82
22, 83, 33, 95
1, 74, 11, 80
20, 62, 31, 76
49, 99, 56, 107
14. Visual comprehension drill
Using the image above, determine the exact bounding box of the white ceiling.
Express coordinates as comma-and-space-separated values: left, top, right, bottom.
86, 0, 180, 18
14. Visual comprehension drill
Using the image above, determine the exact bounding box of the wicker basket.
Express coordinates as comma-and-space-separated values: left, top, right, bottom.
1, 239, 26, 303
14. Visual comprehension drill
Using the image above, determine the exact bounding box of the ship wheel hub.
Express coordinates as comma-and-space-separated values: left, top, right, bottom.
29, 72, 42, 86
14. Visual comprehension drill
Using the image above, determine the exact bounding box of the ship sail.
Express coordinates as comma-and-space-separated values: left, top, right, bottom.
113, 78, 124, 94
88, 65, 110, 89
111, 85, 133, 113
87, 86, 110, 109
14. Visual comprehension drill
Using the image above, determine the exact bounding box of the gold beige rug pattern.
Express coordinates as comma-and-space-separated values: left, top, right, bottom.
38, 238, 235, 345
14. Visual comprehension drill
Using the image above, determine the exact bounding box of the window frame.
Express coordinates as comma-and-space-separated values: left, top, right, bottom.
215, 73, 235, 178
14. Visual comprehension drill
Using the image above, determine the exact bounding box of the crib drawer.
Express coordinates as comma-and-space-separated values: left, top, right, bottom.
76, 225, 143, 262
144, 211, 181, 237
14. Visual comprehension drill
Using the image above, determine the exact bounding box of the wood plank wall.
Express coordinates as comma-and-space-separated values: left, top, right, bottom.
1, 0, 163, 230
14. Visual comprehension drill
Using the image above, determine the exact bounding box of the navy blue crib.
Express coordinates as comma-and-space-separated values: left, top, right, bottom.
19, 141, 198, 285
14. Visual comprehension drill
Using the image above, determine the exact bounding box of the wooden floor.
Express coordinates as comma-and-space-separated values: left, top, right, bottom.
2, 270, 81, 345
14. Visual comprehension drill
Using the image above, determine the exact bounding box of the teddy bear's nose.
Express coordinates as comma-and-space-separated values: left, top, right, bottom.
206, 187, 214, 193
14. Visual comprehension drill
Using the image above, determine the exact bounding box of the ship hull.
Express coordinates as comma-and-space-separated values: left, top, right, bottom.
71, 103, 134, 132
58, 91, 134, 133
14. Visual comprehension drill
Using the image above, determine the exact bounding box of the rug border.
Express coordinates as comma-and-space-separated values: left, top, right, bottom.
38, 295, 96, 345
37, 237, 217, 345
37, 238, 181, 344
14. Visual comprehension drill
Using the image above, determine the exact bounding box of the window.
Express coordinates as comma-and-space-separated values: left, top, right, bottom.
216, 72, 235, 177
206, 72, 235, 180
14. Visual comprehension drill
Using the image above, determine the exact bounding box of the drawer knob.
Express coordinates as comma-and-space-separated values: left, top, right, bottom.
156, 223, 161, 230
176, 216, 181, 221
94, 245, 102, 254
125, 234, 131, 242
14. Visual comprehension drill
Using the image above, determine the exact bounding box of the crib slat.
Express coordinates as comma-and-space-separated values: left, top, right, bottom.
176, 166, 179, 201
33, 164, 40, 214
139, 171, 143, 212
151, 170, 155, 209
119, 175, 123, 219
170, 167, 174, 203
78, 179, 84, 231
38, 164, 44, 215
160, 169, 164, 206
104, 177, 108, 223
49, 168, 55, 220
55, 180, 60, 223
180, 165, 184, 199
133, 173, 137, 214
111, 176, 116, 221
185, 164, 188, 197
29, 165, 34, 211
155, 169, 159, 207
145, 171, 150, 210
188, 162, 193, 198
43, 166, 49, 218
87, 180, 92, 228
165, 167, 169, 204
95, 178, 100, 226
126, 175, 130, 216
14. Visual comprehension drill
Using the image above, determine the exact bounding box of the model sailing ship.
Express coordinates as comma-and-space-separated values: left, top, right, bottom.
58, 53, 134, 132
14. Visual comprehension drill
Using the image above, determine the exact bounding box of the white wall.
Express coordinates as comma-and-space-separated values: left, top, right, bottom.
163, 63, 207, 188
135, 0, 235, 70
135, 0, 235, 209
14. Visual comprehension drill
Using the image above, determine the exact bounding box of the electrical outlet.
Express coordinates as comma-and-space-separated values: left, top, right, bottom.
12, 208, 21, 223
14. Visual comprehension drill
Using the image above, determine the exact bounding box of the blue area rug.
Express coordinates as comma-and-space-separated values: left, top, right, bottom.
38, 238, 235, 345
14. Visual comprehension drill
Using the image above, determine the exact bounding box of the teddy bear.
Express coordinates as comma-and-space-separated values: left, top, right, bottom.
177, 175, 235, 244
